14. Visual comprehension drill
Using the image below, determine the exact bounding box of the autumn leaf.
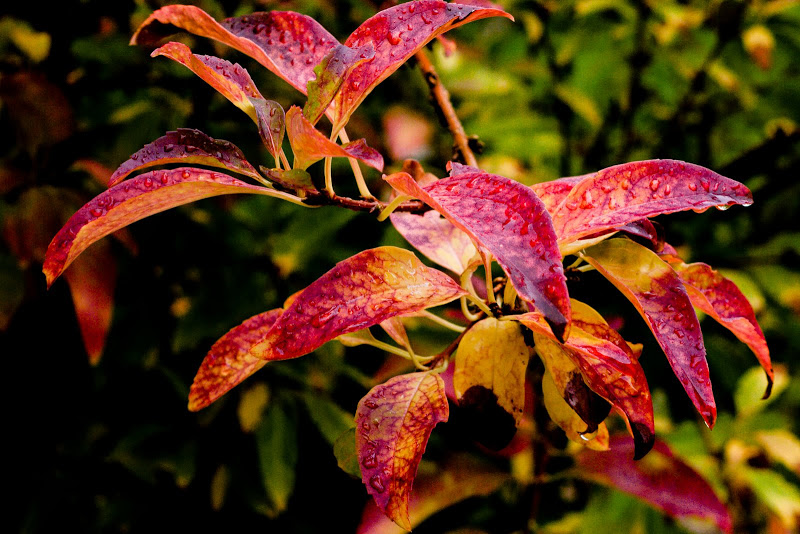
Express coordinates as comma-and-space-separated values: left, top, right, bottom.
385, 167, 570, 340
131, 5, 338, 96
665, 256, 773, 397
304, 42, 375, 125
453, 318, 533, 449
43, 168, 298, 286
530, 174, 587, 214
248, 246, 466, 361
285, 106, 383, 171
332, 1, 513, 132
390, 209, 477, 275
550, 160, 753, 244
542, 368, 610, 451
575, 435, 733, 533
188, 309, 281, 411
583, 238, 716, 428
109, 128, 263, 186
355, 372, 449, 530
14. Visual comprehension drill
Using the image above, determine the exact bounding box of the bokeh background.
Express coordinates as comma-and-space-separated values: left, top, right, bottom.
2, 1, 799, 532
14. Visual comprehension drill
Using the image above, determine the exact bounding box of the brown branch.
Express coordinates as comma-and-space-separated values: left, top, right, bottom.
302, 189, 427, 214
415, 49, 478, 168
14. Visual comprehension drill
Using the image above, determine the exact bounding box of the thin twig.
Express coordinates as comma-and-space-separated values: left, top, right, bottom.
415, 49, 478, 167
302, 190, 427, 213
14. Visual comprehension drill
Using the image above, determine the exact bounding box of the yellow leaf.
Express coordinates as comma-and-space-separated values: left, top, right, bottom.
237, 382, 270, 433
542, 369, 609, 451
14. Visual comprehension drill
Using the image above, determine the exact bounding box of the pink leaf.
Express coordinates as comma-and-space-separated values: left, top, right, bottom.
131, 5, 338, 95
384, 167, 570, 340
389, 209, 476, 274
248, 246, 466, 361
188, 309, 282, 411
332, 1, 513, 131
666, 257, 773, 397
551, 160, 753, 244
575, 435, 733, 533
109, 128, 263, 186
583, 238, 716, 427
285, 106, 383, 171
355, 372, 449, 530
43, 168, 287, 286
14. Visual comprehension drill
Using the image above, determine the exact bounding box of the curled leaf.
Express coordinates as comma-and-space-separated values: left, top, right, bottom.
109, 128, 262, 186
583, 238, 715, 428
355, 372, 449, 530
384, 168, 570, 340
253, 99, 286, 160
551, 160, 753, 244
132, 5, 338, 96
667, 258, 773, 397
333, 1, 514, 131
453, 318, 532, 449
286, 106, 384, 171
575, 436, 733, 533
249, 246, 466, 361
542, 369, 609, 451
43, 168, 290, 286
188, 309, 281, 411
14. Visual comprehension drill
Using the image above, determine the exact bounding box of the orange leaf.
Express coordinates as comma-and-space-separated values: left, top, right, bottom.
355, 372, 449, 530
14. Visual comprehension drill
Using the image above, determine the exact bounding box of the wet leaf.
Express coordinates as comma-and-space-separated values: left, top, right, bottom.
551, 160, 753, 244
256, 397, 298, 514
253, 99, 286, 160
583, 238, 715, 428
188, 309, 281, 411
43, 168, 292, 286
384, 167, 570, 340
575, 436, 733, 533
357, 454, 508, 534
332, 1, 513, 131
285, 106, 384, 171
131, 5, 338, 96
249, 246, 465, 361
304, 42, 375, 125
666, 258, 773, 397
355, 372, 449, 530
390, 209, 476, 274
109, 128, 263, 185
542, 368, 609, 451
530, 174, 587, 214
152, 42, 263, 119
453, 318, 532, 447
262, 168, 316, 193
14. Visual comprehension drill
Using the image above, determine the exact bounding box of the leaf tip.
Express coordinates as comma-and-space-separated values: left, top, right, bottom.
631, 422, 655, 460
761, 370, 774, 400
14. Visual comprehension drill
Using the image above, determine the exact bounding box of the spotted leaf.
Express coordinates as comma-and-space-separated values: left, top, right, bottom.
551, 160, 753, 244
355, 372, 449, 531
666, 257, 773, 397
583, 238, 715, 428
109, 128, 262, 186
530, 174, 587, 214
248, 246, 466, 361
131, 5, 338, 96
384, 167, 570, 340
575, 435, 733, 533
286, 106, 383, 171
188, 309, 282, 411
453, 318, 533, 449
43, 168, 297, 286
304, 42, 375, 125
333, 1, 513, 132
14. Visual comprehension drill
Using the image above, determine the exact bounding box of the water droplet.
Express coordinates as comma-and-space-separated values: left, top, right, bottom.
580, 191, 594, 209
712, 182, 719, 192
407, 23, 413, 31
160, 173, 169, 184
608, 197, 618, 210
186, 145, 197, 153
369, 475, 385, 493
90, 207, 104, 217
649, 179, 660, 191
421, 13, 432, 24
715, 204, 730, 211
565, 200, 578, 210
409, 4, 415, 12
664, 184, 672, 195
688, 183, 697, 192
351, 80, 360, 90
163, 144, 174, 153
144, 177, 153, 188
362, 453, 378, 469
388, 32, 401, 45
700, 180, 710, 192
182, 170, 190, 179
131, 153, 139, 161
620, 179, 630, 190
312, 305, 340, 327
675, 330, 685, 339
432, 8, 440, 15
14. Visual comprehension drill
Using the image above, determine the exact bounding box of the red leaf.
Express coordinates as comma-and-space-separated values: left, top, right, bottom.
188, 309, 281, 411
583, 238, 716, 427
64, 242, 117, 365
575, 435, 733, 533
304, 43, 375, 125
332, 1, 513, 131
667, 257, 773, 397
355, 372, 449, 530
389, 209, 476, 274
285, 106, 383, 171
248, 246, 466, 361
551, 160, 753, 244
384, 167, 570, 340
109, 128, 262, 186
131, 6, 338, 96
530, 174, 586, 214
43, 168, 289, 286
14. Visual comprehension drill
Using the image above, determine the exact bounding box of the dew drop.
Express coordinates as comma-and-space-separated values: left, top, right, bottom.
608, 197, 618, 210
131, 153, 139, 161
688, 183, 697, 192
649, 178, 660, 192
144, 177, 153, 188
700, 180, 710, 192
620, 179, 630, 190
90, 207, 104, 217
369, 475, 385, 493
351, 80, 361, 90
182, 170, 190, 179
664, 184, 672, 195
362, 453, 378, 469
163, 144, 174, 153
421, 13, 432, 24
161, 173, 169, 184
186, 145, 197, 153
712, 182, 719, 192
388, 32, 401, 45
715, 204, 731, 211
565, 200, 578, 210
407, 23, 413, 31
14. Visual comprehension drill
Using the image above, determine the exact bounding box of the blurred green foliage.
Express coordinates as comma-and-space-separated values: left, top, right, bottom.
1, 0, 798, 532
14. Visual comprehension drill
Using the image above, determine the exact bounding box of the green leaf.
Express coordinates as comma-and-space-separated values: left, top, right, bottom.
302, 393, 354, 446
255, 397, 298, 514
333, 427, 361, 479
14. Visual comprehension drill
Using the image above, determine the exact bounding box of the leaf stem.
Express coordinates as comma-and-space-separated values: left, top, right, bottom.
324, 156, 334, 196
279, 149, 291, 171
419, 310, 466, 333
415, 49, 478, 167
338, 129, 375, 200
377, 194, 414, 221
302, 190, 426, 213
